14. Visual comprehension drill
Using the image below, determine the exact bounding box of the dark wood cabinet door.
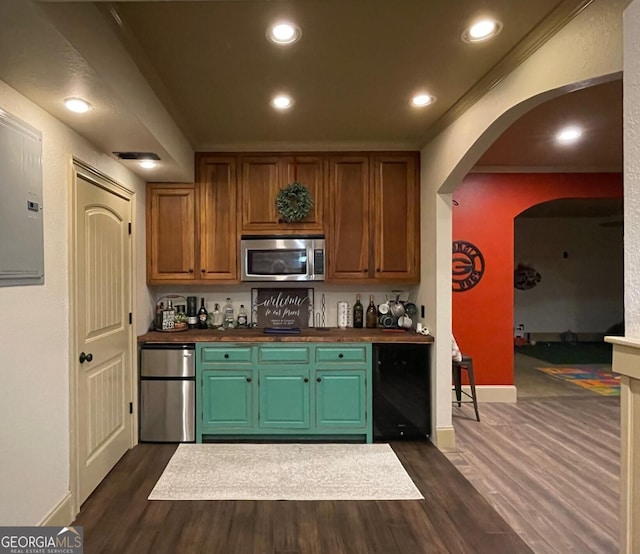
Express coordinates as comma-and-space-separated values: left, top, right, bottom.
327, 156, 371, 281
198, 155, 239, 282
282, 156, 325, 232
372, 154, 420, 283
240, 155, 324, 234
240, 156, 281, 232
146, 184, 196, 282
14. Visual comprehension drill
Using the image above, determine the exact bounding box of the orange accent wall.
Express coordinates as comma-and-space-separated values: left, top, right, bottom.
452, 173, 623, 386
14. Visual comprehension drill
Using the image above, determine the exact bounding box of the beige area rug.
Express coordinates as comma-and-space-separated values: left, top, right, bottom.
148, 443, 423, 501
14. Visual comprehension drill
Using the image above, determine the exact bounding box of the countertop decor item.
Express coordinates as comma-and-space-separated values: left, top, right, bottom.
275, 181, 313, 222
252, 287, 314, 328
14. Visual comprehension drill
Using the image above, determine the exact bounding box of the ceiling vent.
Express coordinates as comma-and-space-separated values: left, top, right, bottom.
113, 151, 161, 161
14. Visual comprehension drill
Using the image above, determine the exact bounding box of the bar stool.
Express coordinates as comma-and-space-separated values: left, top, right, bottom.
452, 354, 480, 422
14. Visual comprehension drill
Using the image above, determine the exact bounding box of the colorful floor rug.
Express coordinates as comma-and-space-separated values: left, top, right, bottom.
535, 366, 620, 396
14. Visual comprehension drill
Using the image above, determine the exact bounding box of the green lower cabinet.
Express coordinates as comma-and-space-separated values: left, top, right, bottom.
201, 369, 255, 430
197, 342, 372, 442
315, 370, 366, 429
259, 369, 310, 429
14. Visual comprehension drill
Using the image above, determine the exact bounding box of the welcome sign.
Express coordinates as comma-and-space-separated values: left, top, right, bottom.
252, 288, 313, 328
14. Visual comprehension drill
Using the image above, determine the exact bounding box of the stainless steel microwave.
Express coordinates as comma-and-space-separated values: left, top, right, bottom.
240, 236, 325, 281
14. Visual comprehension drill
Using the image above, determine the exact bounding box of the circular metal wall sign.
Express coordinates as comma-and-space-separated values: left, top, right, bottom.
452, 240, 485, 292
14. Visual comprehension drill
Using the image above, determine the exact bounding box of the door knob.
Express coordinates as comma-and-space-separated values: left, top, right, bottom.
79, 352, 93, 364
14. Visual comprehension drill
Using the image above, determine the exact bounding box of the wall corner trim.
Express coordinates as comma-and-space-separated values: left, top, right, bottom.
433, 426, 456, 451
39, 492, 74, 527
452, 385, 518, 404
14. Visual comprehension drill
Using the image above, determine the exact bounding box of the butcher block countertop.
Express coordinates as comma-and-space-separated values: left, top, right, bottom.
138, 327, 434, 344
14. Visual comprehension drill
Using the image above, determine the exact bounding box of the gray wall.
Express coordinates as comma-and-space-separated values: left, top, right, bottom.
514, 216, 623, 335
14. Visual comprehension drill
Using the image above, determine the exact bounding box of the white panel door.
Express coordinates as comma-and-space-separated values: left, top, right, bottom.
75, 170, 132, 505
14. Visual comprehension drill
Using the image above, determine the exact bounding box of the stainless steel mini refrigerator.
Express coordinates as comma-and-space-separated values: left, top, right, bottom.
140, 343, 195, 442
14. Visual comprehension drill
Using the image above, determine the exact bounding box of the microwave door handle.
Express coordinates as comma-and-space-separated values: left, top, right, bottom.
307, 248, 315, 279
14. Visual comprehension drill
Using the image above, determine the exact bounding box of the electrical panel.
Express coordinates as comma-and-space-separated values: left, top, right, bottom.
0, 109, 44, 286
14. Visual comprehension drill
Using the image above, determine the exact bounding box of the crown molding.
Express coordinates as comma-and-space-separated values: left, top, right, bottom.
421, 0, 595, 146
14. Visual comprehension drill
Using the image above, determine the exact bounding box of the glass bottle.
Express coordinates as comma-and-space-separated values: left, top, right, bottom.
197, 297, 208, 329
366, 294, 377, 328
237, 304, 249, 328
208, 303, 223, 329
187, 296, 198, 329
353, 294, 364, 328
223, 297, 235, 329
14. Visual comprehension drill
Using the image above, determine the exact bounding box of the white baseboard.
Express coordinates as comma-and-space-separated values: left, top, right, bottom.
433, 426, 456, 451
451, 385, 517, 403
39, 492, 74, 527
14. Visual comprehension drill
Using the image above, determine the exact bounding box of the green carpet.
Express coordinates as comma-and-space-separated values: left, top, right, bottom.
515, 342, 612, 365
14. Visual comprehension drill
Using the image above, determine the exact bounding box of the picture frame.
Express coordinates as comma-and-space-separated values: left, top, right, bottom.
251, 288, 314, 328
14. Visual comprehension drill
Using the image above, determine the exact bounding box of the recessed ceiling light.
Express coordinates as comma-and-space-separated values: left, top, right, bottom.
64, 97, 92, 113
462, 18, 503, 43
271, 95, 293, 110
411, 93, 436, 107
267, 21, 302, 45
556, 126, 583, 144
139, 160, 157, 169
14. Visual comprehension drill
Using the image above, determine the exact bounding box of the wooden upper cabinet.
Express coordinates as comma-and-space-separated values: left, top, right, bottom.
240, 155, 324, 234
372, 154, 420, 283
240, 156, 280, 231
198, 155, 238, 282
145, 152, 419, 286
282, 156, 324, 231
146, 184, 196, 282
326, 156, 370, 280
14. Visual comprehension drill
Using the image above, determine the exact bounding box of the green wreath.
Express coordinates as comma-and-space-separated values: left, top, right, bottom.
275, 182, 313, 222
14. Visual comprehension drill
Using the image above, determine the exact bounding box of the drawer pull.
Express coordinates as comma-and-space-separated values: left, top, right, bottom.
224, 353, 229, 359
338, 353, 344, 359
316, 377, 322, 383
304, 377, 309, 383
246, 377, 252, 383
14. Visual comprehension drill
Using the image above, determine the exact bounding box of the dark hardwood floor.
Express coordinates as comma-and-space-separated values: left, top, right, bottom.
73, 441, 531, 554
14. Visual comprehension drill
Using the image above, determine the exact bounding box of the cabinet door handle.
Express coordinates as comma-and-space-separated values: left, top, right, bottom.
246, 377, 252, 383
201, 268, 206, 273
376, 268, 381, 272
303, 377, 309, 383
188, 268, 194, 273
316, 377, 322, 383
224, 353, 229, 359
338, 353, 344, 359
79, 352, 93, 364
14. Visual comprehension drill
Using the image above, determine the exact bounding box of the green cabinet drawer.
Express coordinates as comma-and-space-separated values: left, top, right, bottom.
200, 346, 253, 364
316, 346, 368, 364
257, 346, 311, 364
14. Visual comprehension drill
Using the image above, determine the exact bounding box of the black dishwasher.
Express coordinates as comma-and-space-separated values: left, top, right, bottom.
373, 343, 431, 440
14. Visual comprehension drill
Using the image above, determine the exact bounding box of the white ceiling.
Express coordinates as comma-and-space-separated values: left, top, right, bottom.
0, 0, 622, 182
